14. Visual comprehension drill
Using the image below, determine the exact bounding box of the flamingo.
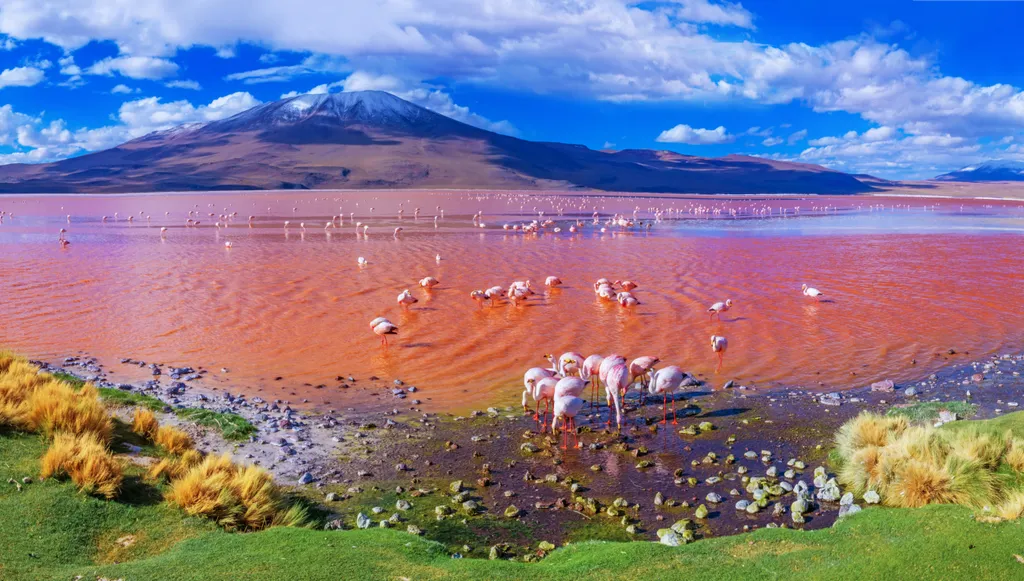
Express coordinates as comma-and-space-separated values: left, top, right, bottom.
708, 299, 733, 322
551, 395, 585, 449
581, 355, 604, 406
419, 277, 440, 289
394, 227, 403, 238
526, 375, 558, 430
617, 291, 640, 307
558, 352, 584, 377
545, 276, 562, 288
508, 285, 529, 305
357, 257, 368, 267
470, 290, 488, 305
397, 289, 417, 307
224, 241, 233, 248
599, 354, 626, 385
370, 317, 398, 346
604, 364, 629, 432
802, 284, 824, 301
649, 366, 685, 424
484, 286, 504, 306
554, 376, 587, 399
435, 253, 442, 263
711, 335, 728, 372
629, 356, 660, 394
616, 280, 638, 291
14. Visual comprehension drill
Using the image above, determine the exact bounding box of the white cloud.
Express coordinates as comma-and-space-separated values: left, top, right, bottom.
0, 92, 261, 166
215, 46, 236, 58
656, 124, 733, 144
87, 56, 178, 80
762, 136, 782, 146
166, 79, 201, 90
225, 54, 348, 84
787, 129, 807, 145
0, 66, 45, 88
676, 0, 754, 29
110, 84, 137, 94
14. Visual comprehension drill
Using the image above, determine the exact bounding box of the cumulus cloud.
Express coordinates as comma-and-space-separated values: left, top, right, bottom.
0, 66, 45, 88
0, 92, 260, 165
762, 136, 782, 146
787, 129, 807, 144
87, 56, 178, 80
656, 124, 733, 144
110, 84, 136, 94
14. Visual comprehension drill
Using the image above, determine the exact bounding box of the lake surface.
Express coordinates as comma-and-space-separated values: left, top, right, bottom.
2, 191, 1023, 411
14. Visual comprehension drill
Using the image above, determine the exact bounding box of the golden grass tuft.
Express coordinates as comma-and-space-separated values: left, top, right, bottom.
835, 412, 909, 460
836, 412, 1024, 513
155, 425, 194, 455
40, 432, 123, 499
995, 490, 1024, 520
132, 408, 160, 440
148, 449, 205, 481
166, 454, 307, 531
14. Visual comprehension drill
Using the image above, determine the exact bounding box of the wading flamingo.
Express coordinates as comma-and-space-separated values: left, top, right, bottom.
370, 317, 398, 346
604, 364, 629, 432
484, 286, 504, 306
397, 289, 417, 307
551, 394, 585, 449
711, 335, 728, 372
616, 280, 638, 291
419, 277, 440, 289
582, 355, 604, 406
357, 257, 368, 267
649, 365, 685, 424
526, 376, 558, 431
470, 290, 487, 305
708, 299, 733, 322
629, 356, 660, 395
617, 291, 639, 307
554, 376, 587, 399
522, 368, 556, 414
545, 276, 562, 288
801, 284, 824, 301
558, 352, 584, 377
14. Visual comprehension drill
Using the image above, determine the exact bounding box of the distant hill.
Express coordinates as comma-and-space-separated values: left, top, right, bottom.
0, 91, 874, 194
934, 160, 1024, 182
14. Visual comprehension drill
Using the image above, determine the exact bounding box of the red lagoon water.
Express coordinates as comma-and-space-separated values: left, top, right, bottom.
1, 191, 1023, 411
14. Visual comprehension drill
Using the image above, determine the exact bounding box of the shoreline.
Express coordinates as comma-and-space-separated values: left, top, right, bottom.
33, 346, 1024, 552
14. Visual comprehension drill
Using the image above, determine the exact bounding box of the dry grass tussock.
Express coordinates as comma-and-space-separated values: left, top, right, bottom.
131, 408, 160, 439
836, 412, 1021, 512
40, 432, 123, 499
155, 425, 194, 455
0, 354, 111, 442
166, 454, 307, 531
148, 449, 205, 481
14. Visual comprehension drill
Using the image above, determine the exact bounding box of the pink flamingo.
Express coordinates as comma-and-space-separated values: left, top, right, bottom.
551, 395, 585, 450
545, 276, 562, 287
649, 366, 685, 424
397, 289, 417, 307
529, 376, 559, 431
419, 277, 440, 289
581, 355, 604, 406
470, 290, 487, 306
369, 317, 398, 346
599, 354, 626, 385
629, 356, 660, 395
801, 284, 824, 301
708, 299, 733, 322
616, 280, 638, 291
554, 376, 587, 399
617, 291, 639, 307
484, 286, 504, 306
711, 335, 728, 372
522, 368, 556, 414
558, 352, 584, 377
604, 364, 628, 432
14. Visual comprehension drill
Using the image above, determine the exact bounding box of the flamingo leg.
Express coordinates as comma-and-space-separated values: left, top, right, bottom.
716, 352, 724, 373
572, 418, 580, 448
662, 393, 668, 424
671, 396, 678, 425
561, 419, 568, 450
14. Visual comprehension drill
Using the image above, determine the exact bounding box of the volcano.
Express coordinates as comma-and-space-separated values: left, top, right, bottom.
0, 91, 874, 194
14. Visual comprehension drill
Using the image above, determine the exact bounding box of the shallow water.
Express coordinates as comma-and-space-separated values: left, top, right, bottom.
1, 191, 1022, 411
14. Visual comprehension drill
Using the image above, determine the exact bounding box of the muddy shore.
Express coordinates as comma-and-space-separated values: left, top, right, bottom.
36, 348, 1023, 556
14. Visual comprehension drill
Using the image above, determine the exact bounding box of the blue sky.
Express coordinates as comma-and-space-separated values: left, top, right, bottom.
1, 0, 1023, 179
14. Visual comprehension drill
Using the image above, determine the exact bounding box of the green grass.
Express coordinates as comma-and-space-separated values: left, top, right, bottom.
97, 387, 166, 411
54, 372, 256, 442
174, 408, 256, 441
6, 424, 1024, 580
886, 401, 978, 423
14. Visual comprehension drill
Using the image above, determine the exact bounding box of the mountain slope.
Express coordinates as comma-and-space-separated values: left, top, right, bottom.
934, 160, 1024, 182
0, 91, 874, 194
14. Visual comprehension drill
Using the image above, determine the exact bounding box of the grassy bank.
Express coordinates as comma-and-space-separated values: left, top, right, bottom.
4, 424, 1024, 579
